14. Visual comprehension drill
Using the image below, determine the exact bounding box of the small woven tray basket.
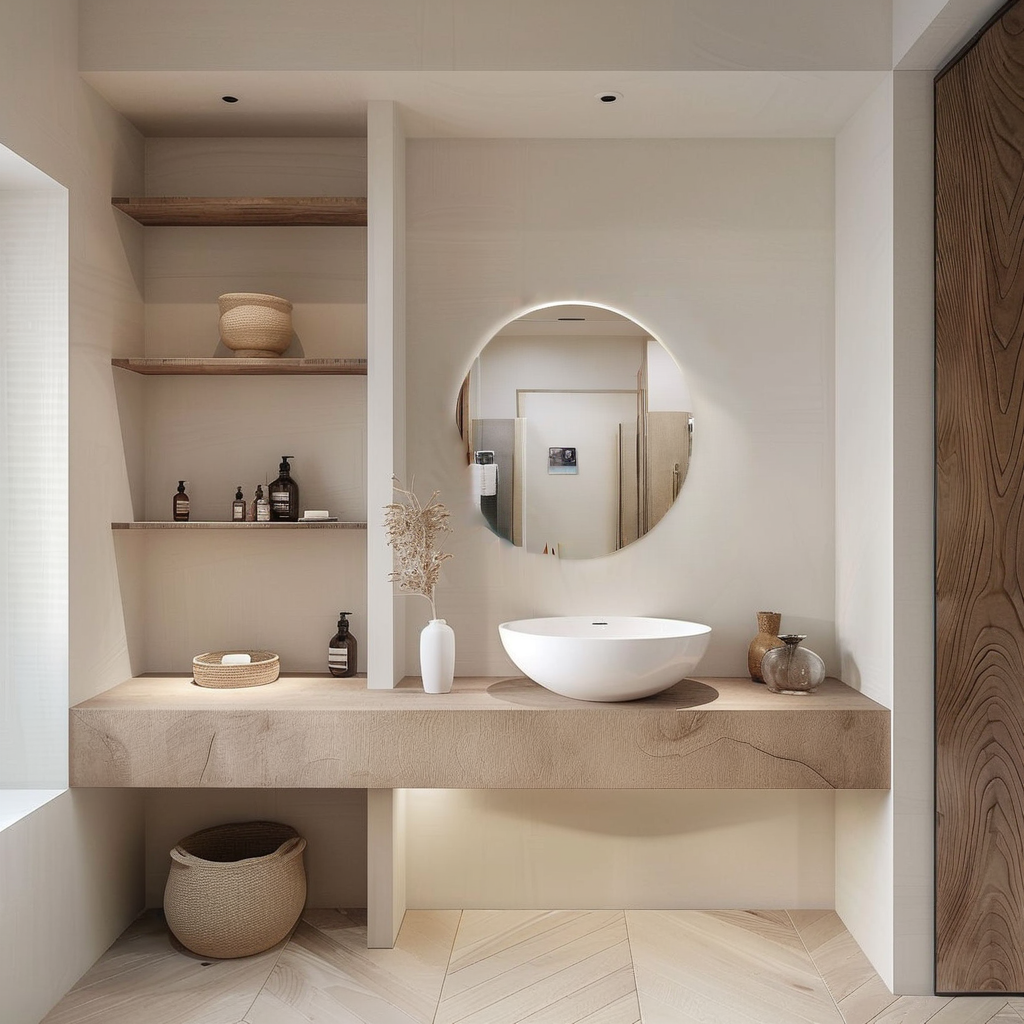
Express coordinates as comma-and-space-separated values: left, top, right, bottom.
192, 651, 279, 688
164, 821, 306, 959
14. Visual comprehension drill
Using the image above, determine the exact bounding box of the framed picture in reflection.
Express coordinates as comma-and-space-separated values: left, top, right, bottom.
548, 447, 578, 475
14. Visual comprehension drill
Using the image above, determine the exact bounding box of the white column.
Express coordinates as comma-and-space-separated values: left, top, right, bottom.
366, 100, 407, 688
366, 788, 406, 948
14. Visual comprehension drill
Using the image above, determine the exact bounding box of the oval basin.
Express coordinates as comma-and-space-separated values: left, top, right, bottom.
497, 616, 712, 702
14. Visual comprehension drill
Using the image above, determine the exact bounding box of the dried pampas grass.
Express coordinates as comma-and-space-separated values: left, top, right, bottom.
383, 479, 453, 619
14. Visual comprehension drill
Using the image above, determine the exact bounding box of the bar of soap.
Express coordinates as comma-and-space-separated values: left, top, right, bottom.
302, 510, 330, 519
221, 653, 251, 665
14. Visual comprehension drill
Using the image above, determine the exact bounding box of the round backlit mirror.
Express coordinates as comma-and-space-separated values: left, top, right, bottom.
457, 303, 693, 559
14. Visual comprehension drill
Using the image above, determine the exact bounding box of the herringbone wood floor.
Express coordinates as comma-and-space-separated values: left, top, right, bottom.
40, 908, 1024, 1023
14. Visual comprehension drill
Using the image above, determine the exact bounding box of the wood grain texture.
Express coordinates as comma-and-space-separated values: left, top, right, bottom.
40, 905, 1024, 1024
69, 675, 890, 790
627, 910, 842, 1024
936, 0, 1024, 994
112, 196, 367, 226
436, 910, 640, 1024
788, 909, 898, 1024
246, 910, 458, 1024
39, 911, 284, 1024
112, 357, 367, 375
868, 999, 1020, 1024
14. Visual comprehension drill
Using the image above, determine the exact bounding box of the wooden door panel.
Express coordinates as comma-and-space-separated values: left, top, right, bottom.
936, 0, 1024, 993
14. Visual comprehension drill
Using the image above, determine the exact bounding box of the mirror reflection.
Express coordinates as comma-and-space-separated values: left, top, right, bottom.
457, 303, 693, 559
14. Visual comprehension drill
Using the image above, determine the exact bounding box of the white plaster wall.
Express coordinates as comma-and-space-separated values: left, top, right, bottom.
891, 68, 936, 997
404, 138, 838, 910
894, 0, 956, 64
0, 3, 147, 1020
366, 101, 408, 687
834, 74, 896, 989
0, 185, 68, 789
894, 0, 1006, 70
0, 789, 144, 1024
78, 0, 893, 74
833, 69, 935, 996
835, 88, 894, 711
477, 334, 642, 419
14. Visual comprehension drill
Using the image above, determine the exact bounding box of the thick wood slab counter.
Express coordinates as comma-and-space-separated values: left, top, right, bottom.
70, 675, 889, 790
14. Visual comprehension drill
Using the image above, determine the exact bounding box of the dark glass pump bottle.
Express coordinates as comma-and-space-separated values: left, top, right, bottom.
328, 612, 357, 678
173, 480, 190, 521
269, 456, 299, 521
232, 486, 246, 521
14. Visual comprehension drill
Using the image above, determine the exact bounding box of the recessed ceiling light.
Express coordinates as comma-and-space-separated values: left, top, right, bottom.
222, 96, 239, 103
596, 92, 622, 103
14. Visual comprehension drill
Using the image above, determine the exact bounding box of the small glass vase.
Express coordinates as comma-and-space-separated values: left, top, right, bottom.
761, 634, 825, 694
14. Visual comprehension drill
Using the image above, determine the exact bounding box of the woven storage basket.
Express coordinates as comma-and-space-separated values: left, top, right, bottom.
164, 821, 306, 959
218, 292, 293, 357
193, 651, 279, 688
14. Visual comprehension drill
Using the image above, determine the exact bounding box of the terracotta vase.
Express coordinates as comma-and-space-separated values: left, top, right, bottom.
747, 611, 784, 683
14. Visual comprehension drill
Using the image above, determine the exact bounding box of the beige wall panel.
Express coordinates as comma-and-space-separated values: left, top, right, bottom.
144, 137, 367, 197
79, 0, 892, 73
138, 376, 367, 521
405, 789, 836, 911
141, 225, 366, 359
405, 138, 836, 678
834, 73, 896, 991
144, 789, 367, 909
124, 530, 367, 675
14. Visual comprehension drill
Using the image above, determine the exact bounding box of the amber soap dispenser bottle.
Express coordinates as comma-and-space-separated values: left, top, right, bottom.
270, 455, 299, 521
173, 480, 190, 521
328, 612, 357, 678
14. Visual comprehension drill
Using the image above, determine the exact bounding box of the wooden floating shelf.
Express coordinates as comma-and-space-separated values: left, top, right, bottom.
111, 196, 368, 227
112, 357, 367, 376
112, 521, 367, 530
70, 675, 890, 791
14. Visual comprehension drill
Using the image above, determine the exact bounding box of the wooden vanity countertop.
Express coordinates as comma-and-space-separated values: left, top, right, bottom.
70, 675, 889, 790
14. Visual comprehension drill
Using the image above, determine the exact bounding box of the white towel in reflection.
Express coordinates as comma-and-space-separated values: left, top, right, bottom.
471, 463, 497, 497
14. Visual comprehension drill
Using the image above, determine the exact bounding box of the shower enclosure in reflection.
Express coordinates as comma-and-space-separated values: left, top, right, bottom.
457, 303, 693, 559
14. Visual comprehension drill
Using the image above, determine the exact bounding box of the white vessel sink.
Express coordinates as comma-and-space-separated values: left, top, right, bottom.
497, 616, 712, 702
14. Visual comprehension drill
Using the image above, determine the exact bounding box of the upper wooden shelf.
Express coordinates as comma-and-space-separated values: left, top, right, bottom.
112, 357, 367, 376
111, 196, 368, 227
112, 521, 367, 530
70, 675, 890, 791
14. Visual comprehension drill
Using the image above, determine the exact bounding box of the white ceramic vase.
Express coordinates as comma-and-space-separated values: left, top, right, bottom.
420, 618, 455, 694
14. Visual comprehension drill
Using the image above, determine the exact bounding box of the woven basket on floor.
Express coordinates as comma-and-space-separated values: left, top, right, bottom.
192, 651, 279, 688
218, 292, 293, 357
163, 821, 306, 959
